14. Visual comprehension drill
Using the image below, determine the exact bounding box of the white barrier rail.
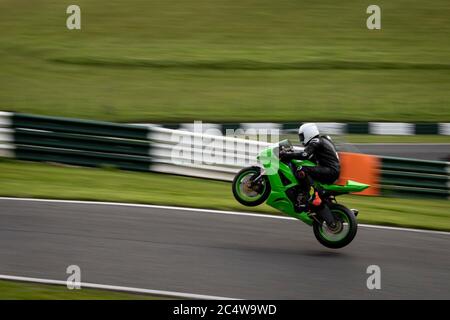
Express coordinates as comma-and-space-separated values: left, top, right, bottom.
1, 111, 448, 198
0, 112, 14, 158
148, 126, 275, 181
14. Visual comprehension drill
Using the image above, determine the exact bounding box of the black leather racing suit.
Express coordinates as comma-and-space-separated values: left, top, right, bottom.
280, 136, 340, 225
280, 135, 340, 184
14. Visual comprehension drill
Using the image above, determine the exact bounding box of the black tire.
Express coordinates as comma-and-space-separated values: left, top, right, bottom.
313, 203, 357, 249
232, 166, 271, 207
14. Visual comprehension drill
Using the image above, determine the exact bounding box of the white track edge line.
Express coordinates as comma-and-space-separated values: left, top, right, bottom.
0, 275, 238, 300
0, 197, 293, 220
0, 197, 448, 236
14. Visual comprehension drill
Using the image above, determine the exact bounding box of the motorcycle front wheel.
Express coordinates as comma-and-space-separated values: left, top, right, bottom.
232, 166, 271, 207
313, 203, 357, 249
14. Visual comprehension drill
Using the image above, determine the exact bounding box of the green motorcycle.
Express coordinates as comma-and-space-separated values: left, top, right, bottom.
232, 139, 369, 249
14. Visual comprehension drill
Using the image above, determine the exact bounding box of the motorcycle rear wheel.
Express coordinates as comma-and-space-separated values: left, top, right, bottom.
313, 203, 357, 249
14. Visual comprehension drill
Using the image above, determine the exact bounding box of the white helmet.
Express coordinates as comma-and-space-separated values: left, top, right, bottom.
298, 123, 319, 145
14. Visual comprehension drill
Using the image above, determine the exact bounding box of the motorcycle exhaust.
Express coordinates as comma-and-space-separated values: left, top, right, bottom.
350, 209, 359, 216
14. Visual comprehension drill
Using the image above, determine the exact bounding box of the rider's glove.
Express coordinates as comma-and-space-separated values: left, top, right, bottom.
278, 149, 288, 159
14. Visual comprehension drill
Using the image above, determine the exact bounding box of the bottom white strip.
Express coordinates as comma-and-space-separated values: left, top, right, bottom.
0, 274, 238, 300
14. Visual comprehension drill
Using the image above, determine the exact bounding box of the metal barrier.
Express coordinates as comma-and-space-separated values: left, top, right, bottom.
1, 112, 449, 199
133, 121, 450, 135
0, 112, 14, 158
380, 157, 449, 198
3, 112, 151, 171
148, 126, 271, 181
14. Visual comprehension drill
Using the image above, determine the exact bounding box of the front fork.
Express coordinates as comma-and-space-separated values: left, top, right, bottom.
249, 166, 266, 184
242, 167, 266, 193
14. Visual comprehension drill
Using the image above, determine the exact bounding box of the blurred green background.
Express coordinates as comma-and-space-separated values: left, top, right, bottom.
1, 0, 449, 122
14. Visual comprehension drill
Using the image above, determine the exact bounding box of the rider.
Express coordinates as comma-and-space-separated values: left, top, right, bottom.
279, 123, 340, 227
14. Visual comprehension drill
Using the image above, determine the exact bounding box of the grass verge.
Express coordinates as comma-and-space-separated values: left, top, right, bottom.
340, 135, 450, 144
0, 280, 166, 300
0, 159, 449, 231
1, 0, 450, 122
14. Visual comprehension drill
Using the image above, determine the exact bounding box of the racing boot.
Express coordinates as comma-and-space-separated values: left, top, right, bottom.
295, 186, 315, 212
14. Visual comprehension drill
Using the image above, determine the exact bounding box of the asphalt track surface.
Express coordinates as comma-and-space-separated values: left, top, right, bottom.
0, 198, 449, 299
345, 144, 450, 161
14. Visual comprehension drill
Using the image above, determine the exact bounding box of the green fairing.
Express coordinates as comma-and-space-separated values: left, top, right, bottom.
320, 180, 370, 193
255, 140, 369, 224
